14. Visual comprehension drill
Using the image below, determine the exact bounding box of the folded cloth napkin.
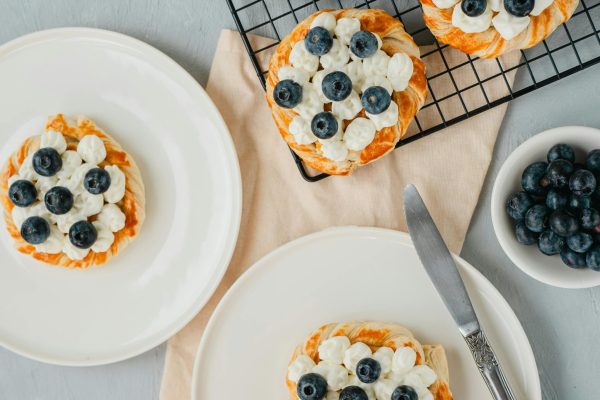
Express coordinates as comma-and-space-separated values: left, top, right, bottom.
159, 29, 520, 399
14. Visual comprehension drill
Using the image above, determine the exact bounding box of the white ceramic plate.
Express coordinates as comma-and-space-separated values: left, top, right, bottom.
0, 28, 241, 365
492, 126, 600, 288
192, 227, 540, 400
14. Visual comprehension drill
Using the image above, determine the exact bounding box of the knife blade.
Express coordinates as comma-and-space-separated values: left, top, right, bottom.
403, 184, 516, 400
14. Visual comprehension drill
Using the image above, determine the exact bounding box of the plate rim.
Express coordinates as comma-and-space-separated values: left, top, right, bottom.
491, 125, 600, 289
191, 226, 541, 400
0, 27, 242, 366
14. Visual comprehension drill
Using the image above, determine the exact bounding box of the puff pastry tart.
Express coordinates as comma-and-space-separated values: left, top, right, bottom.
0, 114, 145, 268
421, 0, 579, 58
287, 321, 453, 400
266, 9, 427, 175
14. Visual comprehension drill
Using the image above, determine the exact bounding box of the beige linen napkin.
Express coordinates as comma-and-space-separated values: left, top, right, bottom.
160, 29, 520, 399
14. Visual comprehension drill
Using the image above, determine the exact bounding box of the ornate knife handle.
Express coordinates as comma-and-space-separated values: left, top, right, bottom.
465, 330, 516, 400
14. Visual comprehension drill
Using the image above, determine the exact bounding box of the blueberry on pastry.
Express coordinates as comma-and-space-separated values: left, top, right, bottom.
0, 114, 145, 268
420, 0, 579, 58
266, 9, 427, 175
286, 321, 453, 400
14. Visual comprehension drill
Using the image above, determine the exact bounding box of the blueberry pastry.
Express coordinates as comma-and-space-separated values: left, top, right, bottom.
420, 0, 579, 57
266, 9, 427, 175
0, 114, 145, 268
287, 321, 453, 400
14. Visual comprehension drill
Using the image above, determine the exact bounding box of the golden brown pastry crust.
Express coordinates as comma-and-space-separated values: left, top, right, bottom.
286, 321, 453, 400
266, 9, 427, 176
420, 0, 579, 58
0, 114, 145, 268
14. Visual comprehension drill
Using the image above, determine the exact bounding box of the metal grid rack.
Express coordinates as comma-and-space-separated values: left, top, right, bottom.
227, 0, 600, 182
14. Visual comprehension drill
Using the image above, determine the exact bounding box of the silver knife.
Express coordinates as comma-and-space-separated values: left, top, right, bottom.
403, 184, 516, 400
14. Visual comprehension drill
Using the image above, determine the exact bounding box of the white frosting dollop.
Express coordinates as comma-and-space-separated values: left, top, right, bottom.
334, 17, 361, 45
387, 53, 413, 92
62, 237, 89, 260
293, 86, 324, 119
313, 361, 349, 391
54, 210, 84, 234
290, 41, 319, 76
77, 135, 106, 165
310, 12, 337, 32
362, 75, 393, 95
35, 176, 58, 200
64, 163, 96, 194
312, 68, 335, 103
57, 150, 83, 180
18, 154, 38, 181
452, 3, 493, 33
433, 0, 460, 8
97, 203, 127, 232
289, 116, 318, 145
74, 191, 104, 217
288, 354, 316, 383
492, 11, 530, 40
326, 391, 341, 400
407, 365, 438, 387
40, 130, 67, 154
35, 225, 64, 254
91, 221, 114, 253
332, 91, 362, 120
320, 39, 350, 70
531, 0, 554, 15
367, 101, 399, 130
372, 346, 394, 376
321, 140, 348, 162
344, 118, 377, 151
362, 50, 390, 77
12, 206, 33, 230
344, 60, 365, 91
343, 342, 372, 373
278, 66, 310, 85
374, 378, 400, 400
103, 165, 126, 204
392, 346, 417, 375
318, 336, 351, 364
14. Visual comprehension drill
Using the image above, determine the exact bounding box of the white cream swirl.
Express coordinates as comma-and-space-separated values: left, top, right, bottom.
452, 3, 493, 33
310, 12, 337, 32
362, 75, 393, 95
103, 165, 126, 204
62, 238, 89, 260
334, 17, 361, 45
40, 130, 67, 153
387, 53, 413, 92
492, 11, 530, 40
35, 225, 64, 254
367, 101, 399, 130
77, 135, 106, 165
54, 210, 84, 234
343, 342, 372, 373
372, 347, 394, 375
290, 41, 319, 76
64, 163, 96, 194
91, 221, 114, 253
343, 60, 365, 91
97, 203, 127, 232
57, 150, 83, 180
344, 118, 377, 151
362, 50, 390, 77
74, 191, 104, 217
18, 154, 38, 181
293, 86, 324, 119
35, 176, 58, 200
312, 68, 335, 103
321, 141, 348, 162
289, 116, 318, 145
332, 91, 362, 120
392, 346, 417, 375
288, 355, 316, 383
320, 39, 350, 70
278, 66, 310, 85
313, 362, 349, 391
318, 336, 351, 364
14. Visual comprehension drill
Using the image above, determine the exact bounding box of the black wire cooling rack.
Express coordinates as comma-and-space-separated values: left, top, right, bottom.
226, 0, 600, 182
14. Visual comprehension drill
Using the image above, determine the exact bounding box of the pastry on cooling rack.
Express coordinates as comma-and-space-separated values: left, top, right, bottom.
0, 114, 145, 268
420, 0, 579, 58
286, 321, 453, 400
266, 9, 427, 176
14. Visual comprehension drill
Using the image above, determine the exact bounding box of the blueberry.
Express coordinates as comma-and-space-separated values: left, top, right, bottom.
524, 204, 548, 233
521, 161, 549, 196
20, 216, 50, 245
44, 186, 74, 215
546, 159, 574, 190
304, 26, 333, 56
506, 191, 534, 220
339, 386, 369, 400
322, 71, 353, 102
567, 232, 593, 253
391, 385, 419, 400
568, 194, 592, 216
32, 147, 62, 177
586, 149, 600, 175
538, 230, 565, 255
547, 144, 575, 163
84, 168, 111, 195
361, 86, 391, 115
356, 358, 381, 384
68, 220, 98, 249
273, 79, 302, 109
581, 208, 600, 230
297, 373, 327, 400
8, 180, 37, 207
461, 0, 487, 16
515, 221, 539, 245
586, 246, 600, 271
546, 189, 568, 210
549, 210, 579, 237
349, 31, 378, 58
504, 0, 534, 16
311, 112, 338, 140
569, 169, 596, 196
560, 248, 588, 269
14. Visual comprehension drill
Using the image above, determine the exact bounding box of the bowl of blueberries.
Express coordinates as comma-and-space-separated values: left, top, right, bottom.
492, 126, 600, 288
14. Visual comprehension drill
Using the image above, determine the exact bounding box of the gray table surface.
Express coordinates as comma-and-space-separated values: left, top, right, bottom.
1, 0, 599, 399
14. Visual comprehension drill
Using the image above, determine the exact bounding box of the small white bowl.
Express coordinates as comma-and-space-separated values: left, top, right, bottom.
492, 126, 600, 289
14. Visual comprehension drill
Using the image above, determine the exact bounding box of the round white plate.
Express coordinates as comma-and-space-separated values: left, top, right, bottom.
492, 126, 600, 288
0, 28, 241, 365
192, 227, 540, 400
